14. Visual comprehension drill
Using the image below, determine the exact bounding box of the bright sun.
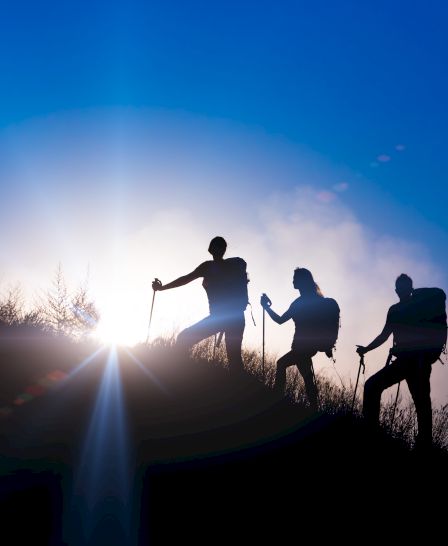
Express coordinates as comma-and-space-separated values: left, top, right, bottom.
91, 280, 149, 347
94, 315, 142, 346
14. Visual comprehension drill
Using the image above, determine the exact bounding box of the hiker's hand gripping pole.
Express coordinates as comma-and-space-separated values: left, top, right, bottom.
351, 348, 366, 413
260, 293, 272, 310
152, 278, 163, 291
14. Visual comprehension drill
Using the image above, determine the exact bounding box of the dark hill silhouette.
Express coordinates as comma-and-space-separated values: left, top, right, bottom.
0, 329, 446, 544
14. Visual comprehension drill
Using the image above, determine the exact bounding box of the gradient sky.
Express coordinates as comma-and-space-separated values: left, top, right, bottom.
1, 2, 447, 402
1, 1, 447, 257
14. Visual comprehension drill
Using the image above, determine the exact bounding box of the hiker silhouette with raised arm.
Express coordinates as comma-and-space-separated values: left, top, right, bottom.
152, 236, 249, 372
357, 273, 446, 451
261, 268, 340, 411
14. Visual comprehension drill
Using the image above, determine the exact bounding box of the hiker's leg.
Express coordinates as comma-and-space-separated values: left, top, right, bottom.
275, 351, 297, 393
297, 356, 318, 411
363, 358, 408, 427
224, 313, 245, 373
406, 357, 432, 449
176, 316, 220, 356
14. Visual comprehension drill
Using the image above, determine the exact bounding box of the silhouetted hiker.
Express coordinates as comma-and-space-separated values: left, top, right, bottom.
261, 268, 340, 410
357, 274, 447, 451
152, 237, 249, 372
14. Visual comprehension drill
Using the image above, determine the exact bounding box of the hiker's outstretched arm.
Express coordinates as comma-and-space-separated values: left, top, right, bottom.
260, 294, 290, 324
265, 307, 290, 324
152, 270, 201, 291
358, 323, 393, 354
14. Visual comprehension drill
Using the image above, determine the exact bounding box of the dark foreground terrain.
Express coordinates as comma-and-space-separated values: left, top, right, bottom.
0, 332, 446, 544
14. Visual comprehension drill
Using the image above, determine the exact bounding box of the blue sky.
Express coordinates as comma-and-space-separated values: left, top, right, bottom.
1, 1, 447, 400
1, 1, 447, 252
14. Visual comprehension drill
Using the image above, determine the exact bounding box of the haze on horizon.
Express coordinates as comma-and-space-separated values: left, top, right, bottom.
0, 1, 447, 405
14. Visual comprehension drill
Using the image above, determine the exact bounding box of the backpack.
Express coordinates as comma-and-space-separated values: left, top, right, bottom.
292, 297, 340, 357
315, 297, 341, 357
409, 287, 447, 362
204, 257, 249, 314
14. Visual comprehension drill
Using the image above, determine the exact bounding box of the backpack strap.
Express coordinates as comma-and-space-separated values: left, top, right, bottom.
247, 302, 256, 326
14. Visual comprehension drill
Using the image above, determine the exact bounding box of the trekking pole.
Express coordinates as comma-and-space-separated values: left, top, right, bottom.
262, 307, 266, 377
145, 282, 158, 345
261, 294, 271, 379
351, 353, 365, 413
213, 332, 224, 360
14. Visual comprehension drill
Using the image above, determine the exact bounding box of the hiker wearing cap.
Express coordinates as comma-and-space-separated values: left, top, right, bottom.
357, 274, 446, 450
152, 237, 249, 372
261, 268, 340, 411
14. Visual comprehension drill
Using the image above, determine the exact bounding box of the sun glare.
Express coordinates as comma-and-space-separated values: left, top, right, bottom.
91, 281, 149, 347
95, 315, 142, 347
